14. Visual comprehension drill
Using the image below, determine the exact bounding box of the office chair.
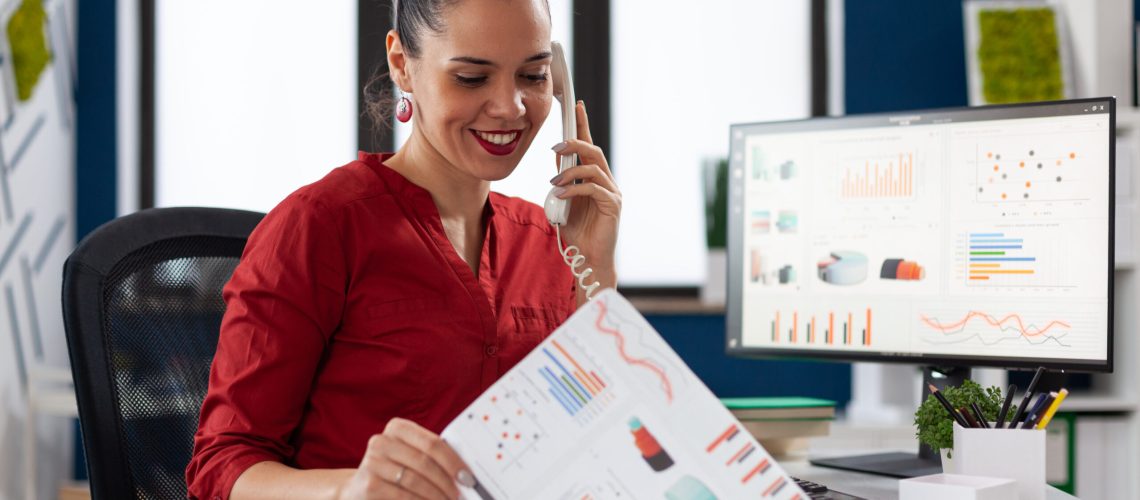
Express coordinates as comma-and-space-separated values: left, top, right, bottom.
61, 207, 263, 500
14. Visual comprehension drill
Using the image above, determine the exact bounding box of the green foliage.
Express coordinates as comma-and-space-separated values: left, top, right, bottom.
7, 0, 51, 102
977, 7, 1064, 104
913, 379, 1014, 454
704, 159, 728, 249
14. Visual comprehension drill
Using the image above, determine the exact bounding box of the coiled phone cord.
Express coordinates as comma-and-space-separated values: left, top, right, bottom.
555, 225, 600, 300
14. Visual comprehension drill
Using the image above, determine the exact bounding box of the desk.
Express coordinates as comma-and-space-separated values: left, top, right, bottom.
783, 422, 1080, 499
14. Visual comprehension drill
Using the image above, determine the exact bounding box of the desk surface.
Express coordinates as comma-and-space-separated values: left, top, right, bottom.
782, 458, 900, 499
784, 459, 1077, 499
783, 423, 1079, 499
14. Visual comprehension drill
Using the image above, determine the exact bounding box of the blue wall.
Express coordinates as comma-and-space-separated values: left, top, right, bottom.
76, 0, 118, 243
75, 0, 118, 480
845, 1, 968, 114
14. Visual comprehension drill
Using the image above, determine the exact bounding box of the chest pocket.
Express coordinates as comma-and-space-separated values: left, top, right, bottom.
509, 304, 566, 340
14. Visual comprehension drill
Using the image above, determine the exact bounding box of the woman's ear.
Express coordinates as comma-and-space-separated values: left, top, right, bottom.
386, 30, 412, 92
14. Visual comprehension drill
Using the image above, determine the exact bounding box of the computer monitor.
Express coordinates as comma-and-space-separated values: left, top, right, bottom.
725, 97, 1115, 476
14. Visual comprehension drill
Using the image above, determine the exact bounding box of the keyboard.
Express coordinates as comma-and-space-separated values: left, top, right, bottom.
792, 477, 867, 500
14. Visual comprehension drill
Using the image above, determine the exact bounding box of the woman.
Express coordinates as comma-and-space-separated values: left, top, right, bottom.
184, 0, 620, 498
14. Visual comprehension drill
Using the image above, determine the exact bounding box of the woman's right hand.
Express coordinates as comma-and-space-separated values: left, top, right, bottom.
336, 418, 475, 500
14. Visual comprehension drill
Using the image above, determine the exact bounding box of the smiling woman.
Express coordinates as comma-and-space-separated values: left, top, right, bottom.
387, 0, 574, 207
183, 1, 621, 499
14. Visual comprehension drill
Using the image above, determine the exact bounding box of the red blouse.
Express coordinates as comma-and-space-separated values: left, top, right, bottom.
185, 152, 576, 499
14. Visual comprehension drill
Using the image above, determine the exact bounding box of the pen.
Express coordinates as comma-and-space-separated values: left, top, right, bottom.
969, 402, 990, 428
1034, 388, 1069, 429
928, 383, 971, 428
996, 384, 1017, 429
1020, 392, 1054, 429
1008, 367, 1046, 429
959, 406, 981, 428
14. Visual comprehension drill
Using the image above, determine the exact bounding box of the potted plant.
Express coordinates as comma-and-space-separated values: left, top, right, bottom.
701, 158, 728, 304
913, 379, 1012, 471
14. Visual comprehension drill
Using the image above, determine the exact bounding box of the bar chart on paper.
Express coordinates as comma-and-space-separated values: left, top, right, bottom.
705, 422, 792, 497
537, 339, 616, 425
443, 290, 807, 500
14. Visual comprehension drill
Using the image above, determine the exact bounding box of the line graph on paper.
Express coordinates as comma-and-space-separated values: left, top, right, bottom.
915, 307, 1104, 359
587, 297, 690, 405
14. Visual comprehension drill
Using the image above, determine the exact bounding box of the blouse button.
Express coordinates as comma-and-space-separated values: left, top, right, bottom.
484, 344, 498, 357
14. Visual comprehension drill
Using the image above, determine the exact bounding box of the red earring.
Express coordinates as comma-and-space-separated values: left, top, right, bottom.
396, 95, 413, 123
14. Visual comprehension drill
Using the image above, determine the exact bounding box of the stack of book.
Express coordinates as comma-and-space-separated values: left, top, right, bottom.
721, 397, 836, 458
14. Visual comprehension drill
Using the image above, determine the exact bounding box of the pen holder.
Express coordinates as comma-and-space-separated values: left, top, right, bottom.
952, 424, 1045, 500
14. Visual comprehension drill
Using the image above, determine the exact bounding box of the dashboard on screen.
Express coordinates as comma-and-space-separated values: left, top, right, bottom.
726, 98, 1114, 372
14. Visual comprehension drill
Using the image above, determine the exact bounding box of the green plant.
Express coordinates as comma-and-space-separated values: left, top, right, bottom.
703, 159, 728, 249
976, 7, 1064, 104
913, 379, 1013, 455
7, 0, 51, 102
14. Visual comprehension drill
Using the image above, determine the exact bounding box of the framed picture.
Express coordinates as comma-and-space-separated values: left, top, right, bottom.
964, 1, 1075, 105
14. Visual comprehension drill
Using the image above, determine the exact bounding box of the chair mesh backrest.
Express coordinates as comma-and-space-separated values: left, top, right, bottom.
101, 235, 245, 500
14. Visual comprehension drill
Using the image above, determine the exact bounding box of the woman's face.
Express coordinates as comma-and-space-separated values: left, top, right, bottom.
401, 0, 553, 181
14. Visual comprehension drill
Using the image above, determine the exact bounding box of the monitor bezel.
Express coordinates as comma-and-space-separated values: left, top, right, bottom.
725, 97, 1116, 373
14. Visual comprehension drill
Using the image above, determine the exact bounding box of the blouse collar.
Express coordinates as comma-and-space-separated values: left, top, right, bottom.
358, 151, 498, 219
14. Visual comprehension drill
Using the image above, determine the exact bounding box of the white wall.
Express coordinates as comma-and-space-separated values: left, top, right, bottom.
0, 0, 78, 498
154, 1, 357, 212
611, 1, 812, 286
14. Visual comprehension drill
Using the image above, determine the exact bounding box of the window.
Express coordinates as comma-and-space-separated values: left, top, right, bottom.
154, 1, 357, 212
611, 2, 812, 286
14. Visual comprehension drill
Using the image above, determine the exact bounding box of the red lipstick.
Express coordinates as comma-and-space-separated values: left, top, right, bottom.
470, 129, 522, 156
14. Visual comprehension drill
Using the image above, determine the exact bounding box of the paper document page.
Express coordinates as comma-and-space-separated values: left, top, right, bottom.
442, 289, 806, 499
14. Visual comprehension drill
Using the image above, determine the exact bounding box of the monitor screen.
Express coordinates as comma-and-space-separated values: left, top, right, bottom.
726, 98, 1114, 372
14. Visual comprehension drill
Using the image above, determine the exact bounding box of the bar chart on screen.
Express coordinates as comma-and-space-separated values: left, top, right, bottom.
953, 228, 1085, 290
838, 152, 916, 200
764, 308, 875, 347
748, 145, 799, 183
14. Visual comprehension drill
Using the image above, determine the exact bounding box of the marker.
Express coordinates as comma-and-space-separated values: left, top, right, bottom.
928, 384, 971, 428
1034, 388, 1069, 429
1008, 367, 1046, 429
996, 384, 1017, 429
1020, 392, 1054, 429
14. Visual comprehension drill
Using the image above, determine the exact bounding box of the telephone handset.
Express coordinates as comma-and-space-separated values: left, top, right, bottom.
544, 41, 576, 226
545, 41, 600, 299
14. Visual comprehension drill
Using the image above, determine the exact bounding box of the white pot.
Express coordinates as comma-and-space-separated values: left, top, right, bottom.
940, 448, 956, 473
701, 249, 726, 305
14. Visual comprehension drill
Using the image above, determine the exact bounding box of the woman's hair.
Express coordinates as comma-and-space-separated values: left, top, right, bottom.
363, 0, 458, 132
362, 0, 549, 134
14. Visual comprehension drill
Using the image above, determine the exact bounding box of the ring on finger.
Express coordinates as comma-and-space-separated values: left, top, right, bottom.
394, 465, 406, 485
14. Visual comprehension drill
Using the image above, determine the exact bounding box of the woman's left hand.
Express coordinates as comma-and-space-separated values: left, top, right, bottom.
549, 100, 620, 293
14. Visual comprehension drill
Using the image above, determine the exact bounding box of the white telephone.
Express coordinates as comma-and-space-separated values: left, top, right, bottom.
544, 41, 576, 226
544, 41, 600, 299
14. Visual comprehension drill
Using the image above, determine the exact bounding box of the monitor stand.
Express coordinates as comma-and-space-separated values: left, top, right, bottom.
809, 366, 970, 478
